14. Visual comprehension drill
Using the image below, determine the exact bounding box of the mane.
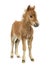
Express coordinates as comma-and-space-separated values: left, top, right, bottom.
22, 9, 27, 21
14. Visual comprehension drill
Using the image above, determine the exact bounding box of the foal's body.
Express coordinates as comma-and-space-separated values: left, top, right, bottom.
11, 21, 33, 39
11, 5, 39, 63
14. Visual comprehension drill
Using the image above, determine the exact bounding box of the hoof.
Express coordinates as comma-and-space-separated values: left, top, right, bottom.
11, 56, 13, 58
31, 58, 34, 61
17, 56, 20, 58
22, 60, 25, 63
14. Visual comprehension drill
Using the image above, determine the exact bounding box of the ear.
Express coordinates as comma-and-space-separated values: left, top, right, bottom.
27, 5, 30, 11
33, 6, 35, 10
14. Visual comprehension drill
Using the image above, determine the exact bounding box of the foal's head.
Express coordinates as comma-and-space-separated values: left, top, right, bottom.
23, 5, 39, 27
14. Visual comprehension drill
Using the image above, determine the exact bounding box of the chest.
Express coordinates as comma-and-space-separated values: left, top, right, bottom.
22, 26, 33, 38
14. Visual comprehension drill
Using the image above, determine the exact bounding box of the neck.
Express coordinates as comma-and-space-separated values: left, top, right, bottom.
22, 19, 32, 30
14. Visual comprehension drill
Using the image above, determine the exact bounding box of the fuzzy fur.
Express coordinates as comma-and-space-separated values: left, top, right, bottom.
10, 5, 39, 63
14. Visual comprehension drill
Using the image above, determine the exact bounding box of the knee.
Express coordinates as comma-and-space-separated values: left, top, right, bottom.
28, 45, 32, 50
23, 46, 26, 51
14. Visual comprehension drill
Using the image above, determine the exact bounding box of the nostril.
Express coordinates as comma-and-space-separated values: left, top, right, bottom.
36, 23, 39, 27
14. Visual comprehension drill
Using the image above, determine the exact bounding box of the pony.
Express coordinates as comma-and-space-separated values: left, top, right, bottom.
10, 5, 39, 63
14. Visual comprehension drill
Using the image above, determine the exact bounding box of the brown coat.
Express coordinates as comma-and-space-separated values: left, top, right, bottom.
10, 5, 39, 62
11, 20, 33, 39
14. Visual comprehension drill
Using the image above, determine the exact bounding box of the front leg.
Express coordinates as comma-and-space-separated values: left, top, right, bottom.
22, 38, 26, 63
28, 36, 34, 61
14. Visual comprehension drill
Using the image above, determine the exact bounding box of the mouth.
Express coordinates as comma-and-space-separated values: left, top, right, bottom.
34, 23, 39, 27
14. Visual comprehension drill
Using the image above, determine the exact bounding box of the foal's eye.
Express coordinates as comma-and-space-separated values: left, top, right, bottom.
30, 15, 33, 18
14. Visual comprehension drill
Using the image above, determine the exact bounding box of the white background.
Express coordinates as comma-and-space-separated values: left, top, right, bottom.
0, 0, 54, 65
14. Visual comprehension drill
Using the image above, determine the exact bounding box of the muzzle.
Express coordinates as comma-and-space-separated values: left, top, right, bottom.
34, 23, 39, 27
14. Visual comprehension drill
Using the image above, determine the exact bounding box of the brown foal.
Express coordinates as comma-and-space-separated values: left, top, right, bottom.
10, 5, 39, 63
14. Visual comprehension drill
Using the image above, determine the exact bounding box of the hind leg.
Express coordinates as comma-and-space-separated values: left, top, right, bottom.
10, 40, 14, 58
10, 35, 16, 58
15, 39, 20, 58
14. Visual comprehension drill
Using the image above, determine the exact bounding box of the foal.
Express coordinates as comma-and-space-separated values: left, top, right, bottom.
10, 5, 39, 63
